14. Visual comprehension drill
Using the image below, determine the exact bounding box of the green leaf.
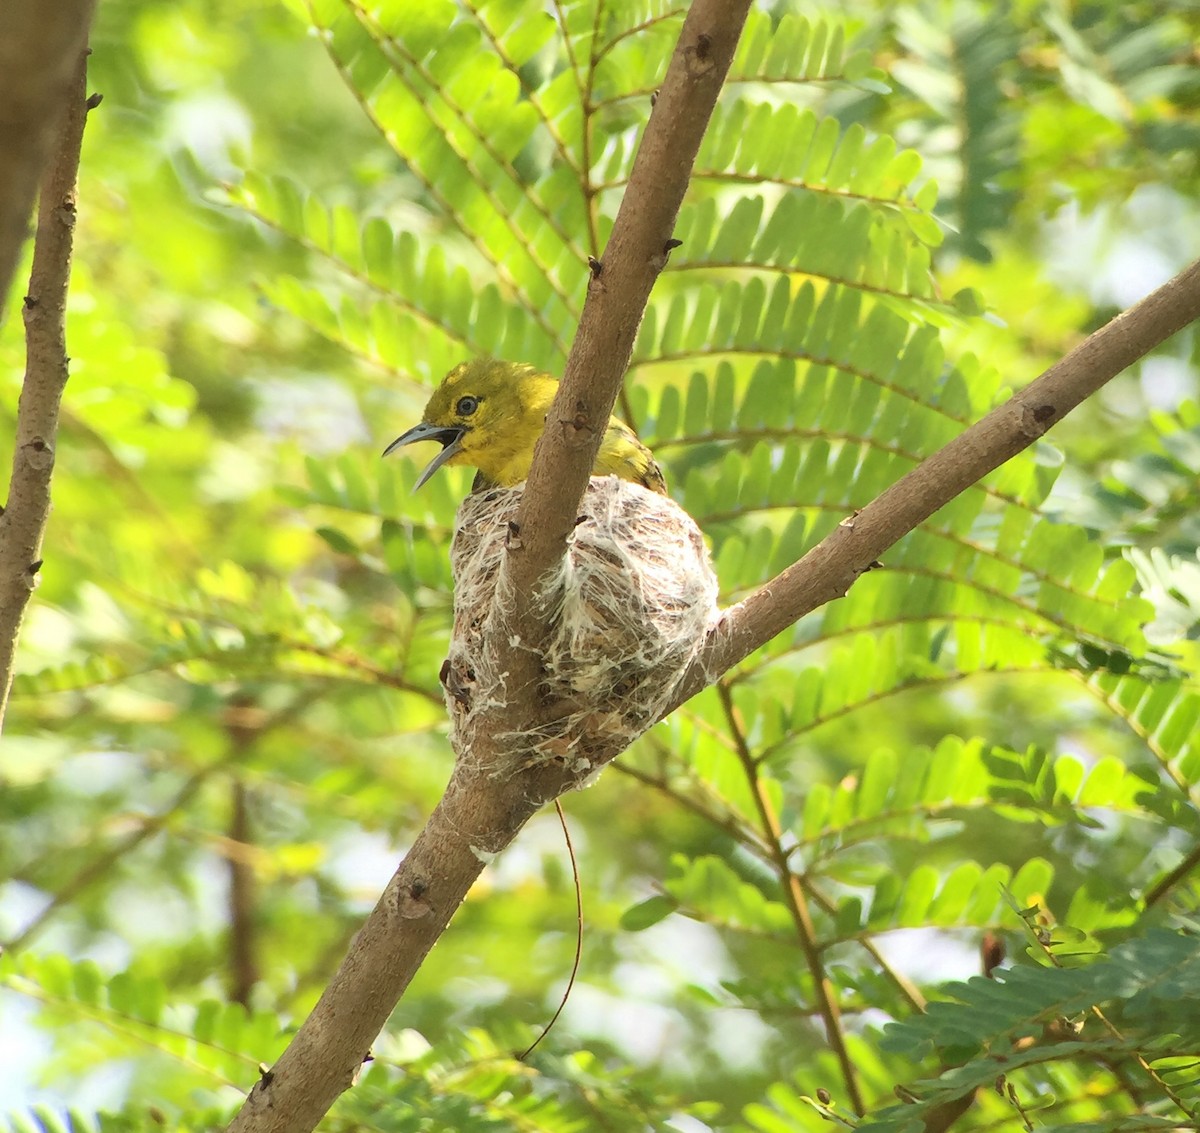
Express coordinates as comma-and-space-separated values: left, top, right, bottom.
619, 895, 678, 932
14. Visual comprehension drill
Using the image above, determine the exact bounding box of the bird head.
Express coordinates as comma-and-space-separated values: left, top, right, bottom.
383, 358, 547, 488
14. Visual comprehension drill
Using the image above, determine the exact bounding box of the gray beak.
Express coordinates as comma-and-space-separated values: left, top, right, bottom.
383, 422, 467, 489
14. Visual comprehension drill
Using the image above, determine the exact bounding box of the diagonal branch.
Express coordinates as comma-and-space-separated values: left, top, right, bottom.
0, 46, 93, 733
1142, 838, 1200, 909
226, 3, 754, 1130
502, 0, 753, 681
670, 255, 1200, 708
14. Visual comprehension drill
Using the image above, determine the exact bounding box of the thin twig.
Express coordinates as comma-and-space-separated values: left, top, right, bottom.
614, 757, 775, 858
669, 256, 1200, 708
718, 680, 864, 1115
805, 884, 928, 1014
3, 764, 214, 953
1142, 839, 1200, 909
518, 799, 583, 1059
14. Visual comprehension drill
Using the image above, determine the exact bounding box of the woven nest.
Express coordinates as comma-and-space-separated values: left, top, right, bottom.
443, 476, 720, 778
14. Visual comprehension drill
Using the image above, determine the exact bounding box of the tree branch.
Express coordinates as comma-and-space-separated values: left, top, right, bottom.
1142, 837, 1200, 909
0, 1, 96, 318
228, 778, 260, 1007
227, 5, 752, 1128
671, 256, 1200, 706
226, 20, 1200, 1133
0, 46, 92, 732
498, 0, 753, 727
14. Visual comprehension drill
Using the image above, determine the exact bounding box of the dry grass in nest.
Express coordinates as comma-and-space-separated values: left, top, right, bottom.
443, 476, 720, 778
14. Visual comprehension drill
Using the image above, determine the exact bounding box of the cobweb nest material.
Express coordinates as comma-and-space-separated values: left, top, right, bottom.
444, 476, 720, 779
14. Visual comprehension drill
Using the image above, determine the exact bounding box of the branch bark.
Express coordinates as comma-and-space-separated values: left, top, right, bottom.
669, 255, 1200, 705
228, 779, 260, 1008
0, 46, 92, 733
225, 7, 1200, 1129
227, 2, 753, 1129
498, 0, 754, 728
0, 0, 96, 319
230, 253, 1200, 1133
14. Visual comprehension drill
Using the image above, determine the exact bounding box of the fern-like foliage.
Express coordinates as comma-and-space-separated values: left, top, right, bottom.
738, 929, 1200, 1133
8, 0, 1200, 1128
0, 956, 685, 1133
0, 951, 282, 1100
212, 2, 1200, 1123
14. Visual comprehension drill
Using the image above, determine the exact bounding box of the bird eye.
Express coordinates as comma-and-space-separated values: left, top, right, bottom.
456, 396, 479, 417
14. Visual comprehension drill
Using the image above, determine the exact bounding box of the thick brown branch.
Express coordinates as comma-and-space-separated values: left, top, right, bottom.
227, 13, 1200, 1132
671, 256, 1200, 706
0, 48, 92, 732
0, 2, 96, 317
227, 6, 753, 1129
499, 0, 753, 722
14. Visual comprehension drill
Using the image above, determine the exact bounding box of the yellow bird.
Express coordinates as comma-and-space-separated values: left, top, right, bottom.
384, 358, 667, 494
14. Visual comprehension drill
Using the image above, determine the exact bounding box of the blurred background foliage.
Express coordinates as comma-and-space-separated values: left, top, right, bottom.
2, 0, 1200, 1129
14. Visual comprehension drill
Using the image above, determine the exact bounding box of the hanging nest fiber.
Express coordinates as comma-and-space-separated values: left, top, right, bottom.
443, 476, 720, 778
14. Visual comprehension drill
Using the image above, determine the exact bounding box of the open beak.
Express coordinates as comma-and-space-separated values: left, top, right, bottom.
383, 422, 467, 489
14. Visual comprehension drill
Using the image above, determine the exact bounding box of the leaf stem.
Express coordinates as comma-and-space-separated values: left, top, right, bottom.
1142, 838, 1200, 909
717, 679, 865, 1115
